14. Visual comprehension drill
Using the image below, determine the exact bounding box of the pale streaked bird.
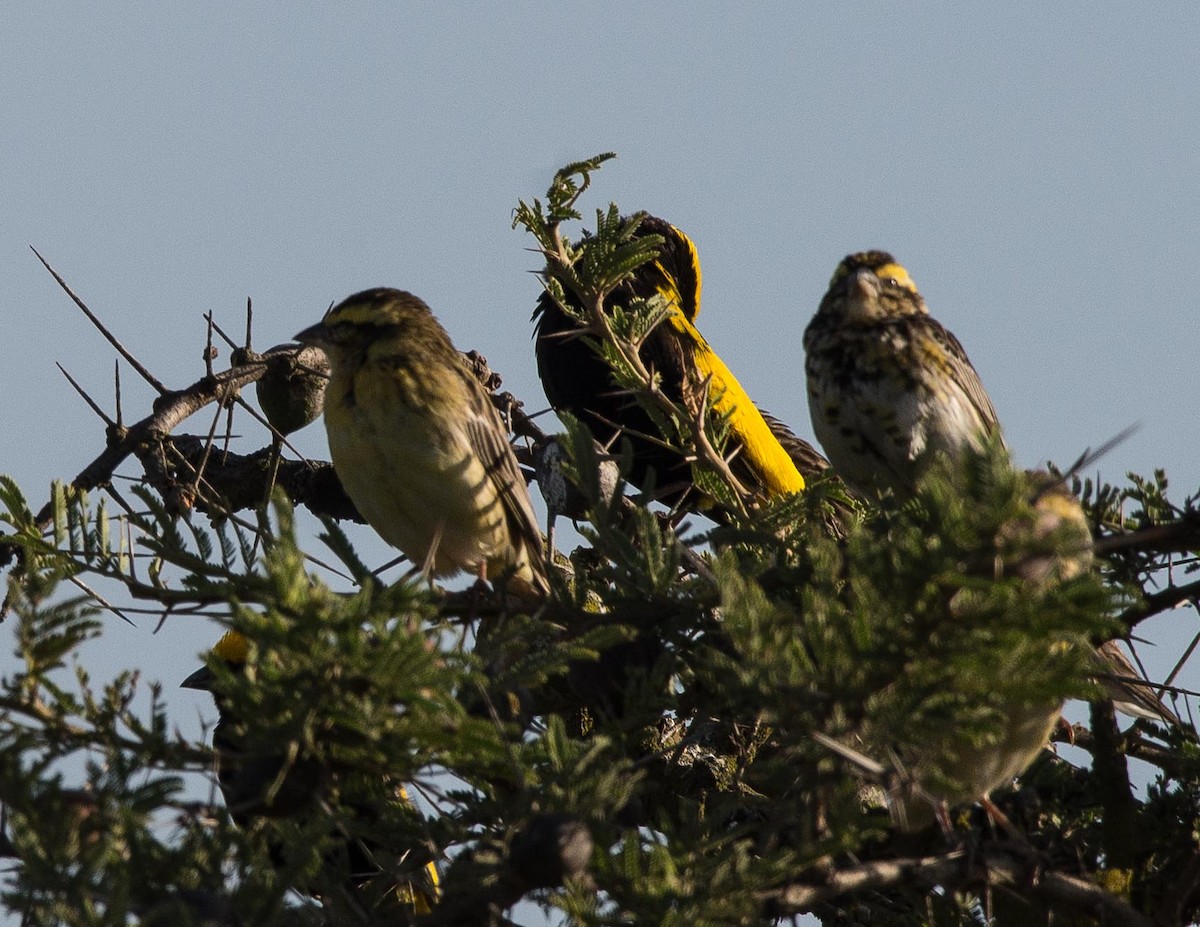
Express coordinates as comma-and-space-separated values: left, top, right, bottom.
804, 251, 1002, 497
804, 253, 1182, 828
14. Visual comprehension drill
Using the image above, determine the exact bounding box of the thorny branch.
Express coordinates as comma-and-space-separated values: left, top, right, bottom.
13, 345, 289, 532
5, 199, 1200, 926
766, 844, 1155, 927
1117, 580, 1200, 634
1054, 722, 1190, 774
15, 250, 1200, 626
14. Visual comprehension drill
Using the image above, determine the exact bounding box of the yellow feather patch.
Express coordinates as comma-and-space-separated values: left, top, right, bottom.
324, 302, 390, 327
668, 313, 805, 497
655, 271, 684, 316
874, 262, 918, 293
392, 784, 441, 911
211, 630, 251, 666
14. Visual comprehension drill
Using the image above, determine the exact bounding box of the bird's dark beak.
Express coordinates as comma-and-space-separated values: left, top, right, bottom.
181, 665, 215, 691
294, 322, 328, 346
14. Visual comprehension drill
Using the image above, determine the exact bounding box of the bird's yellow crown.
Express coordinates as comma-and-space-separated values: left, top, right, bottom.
321, 288, 435, 330
210, 629, 251, 667
829, 251, 919, 295
817, 251, 926, 324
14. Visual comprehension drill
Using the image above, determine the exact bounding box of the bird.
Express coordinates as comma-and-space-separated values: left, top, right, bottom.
804, 252, 1182, 827
534, 214, 828, 515
182, 629, 440, 913
803, 250, 1002, 498
296, 288, 548, 597
853, 471, 1099, 832
1095, 639, 1183, 727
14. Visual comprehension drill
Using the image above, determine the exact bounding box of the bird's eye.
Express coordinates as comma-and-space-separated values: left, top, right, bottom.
874, 263, 916, 293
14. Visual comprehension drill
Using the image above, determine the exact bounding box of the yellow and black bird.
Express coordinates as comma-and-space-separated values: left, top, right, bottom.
296, 288, 548, 597
534, 215, 828, 514
182, 630, 440, 913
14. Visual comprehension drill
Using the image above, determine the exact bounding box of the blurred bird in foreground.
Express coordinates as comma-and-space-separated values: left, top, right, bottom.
804, 252, 1182, 827
534, 215, 829, 516
1012, 478, 1181, 727
852, 469, 1100, 831
296, 288, 548, 598
183, 630, 440, 913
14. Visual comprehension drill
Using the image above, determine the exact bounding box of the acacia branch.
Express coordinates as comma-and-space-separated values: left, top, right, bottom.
1117, 580, 1200, 632
766, 846, 1155, 927
1, 341, 533, 573
1052, 723, 1187, 773
1095, 514, 1200, 559
27, 346, 289, 528
32, 247, 169, 395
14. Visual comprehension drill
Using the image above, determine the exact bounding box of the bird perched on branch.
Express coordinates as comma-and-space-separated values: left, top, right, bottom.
297, 288, 548, 598
534, 214, 829, 515
182, 630, 440, 913
804, 251, 1182, 827
1095, 639, 1183, 726
804, 250, 1003, 498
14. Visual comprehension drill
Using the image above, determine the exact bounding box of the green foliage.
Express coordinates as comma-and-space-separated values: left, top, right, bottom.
0, 154, 1197, 927
515, 160, 753, 516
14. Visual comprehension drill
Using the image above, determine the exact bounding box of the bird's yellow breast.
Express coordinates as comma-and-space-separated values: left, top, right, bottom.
323, 359, 509, 577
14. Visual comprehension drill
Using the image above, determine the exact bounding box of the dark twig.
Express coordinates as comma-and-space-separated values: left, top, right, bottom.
1060, 424, 1141, 481
3, 342, 531, 571
207, 314, 241, 352
1052, 723, 1187, 773
1089, 699, 1138, 870
1095, 513, 1200, 557
31, 247, 168, 395
766, 845, 1154, 927
1165, 628, 1200, 694
1116, 580, 1200, 632
56, 364, 115, 427
67, 575, 135, 627
21, 344, 299, 533
114, 360, 124, 428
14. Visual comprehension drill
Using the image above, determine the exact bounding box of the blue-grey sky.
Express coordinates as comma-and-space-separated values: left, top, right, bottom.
2, 5, 1197, 922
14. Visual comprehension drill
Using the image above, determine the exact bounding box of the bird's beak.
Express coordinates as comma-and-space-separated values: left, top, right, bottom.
294, 321, 328, 346
181, 665, 215, 691
840, 268, 883, 321
849, 268, 881, 301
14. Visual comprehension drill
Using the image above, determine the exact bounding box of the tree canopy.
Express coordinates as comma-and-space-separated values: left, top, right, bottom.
2, 155, 1198, 927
